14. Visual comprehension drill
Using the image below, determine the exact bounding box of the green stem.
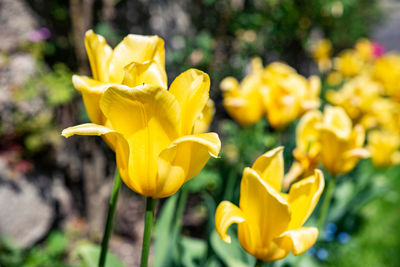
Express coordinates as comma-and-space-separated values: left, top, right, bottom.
255, 259, 274, 267
223, 167, 238, 200
255, 259, 264, 267
140, 197, 157, 267
317, 177, 336, 233
174, 188, 188, 234
99, 170, 122, 267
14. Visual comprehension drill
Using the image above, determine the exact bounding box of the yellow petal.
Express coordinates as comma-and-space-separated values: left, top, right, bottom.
296, 110, 322, 153
72, 75, 115, 124
215, 201, 247, 243
169, 69, 211, 135
109, 34, 165, 83
61, 123, 129, 172
287, 169, 325, 229
122, 60, 167, 89
283, 161, 305, 191
84, 30, 113, 82
238, 167, 290, 255
193, 99, 215, 134
273, 227, 318, 258
220, 77, 240, 93
100, 84, 180, 197
321, 106, 352, 140
156, 133, 221, 198
251, 147, 284, 192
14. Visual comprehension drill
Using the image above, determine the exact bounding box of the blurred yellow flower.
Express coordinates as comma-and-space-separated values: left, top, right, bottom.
215, 147, 324, 261
334, 49, 364, 78
284, 110, 322, 189
367, 130, 400, 168
262, 62, 321, 129
373, 53, 400, 100
326, 71, 343, 86
362, 98, 400, 134
63, 69, 221, 198
326, 75, 383, 126
221, 58, 265, 126
355, 39, 374, 62
313, 39, 332, 72
74, 30, 167, 127
193, 99, 215, 134
317, 106, 369, 176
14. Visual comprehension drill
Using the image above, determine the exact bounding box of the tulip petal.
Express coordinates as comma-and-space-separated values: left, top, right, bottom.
283, 161, 305, 191
193, 99, 215, 134
122, 60, 167, 89
287, 170, 325, 229
296, 110, 322, 153
273, 227, 318, 257
239, 167, 290, 253
215, 201, 247, 243
169, 69, 211, 135
321, 106, 352, 139
61, 123, 129, 172
100, 84, 180, 196
72, 75, 117, 124
251, 147, 284, 192
156, 133, 221, 198
109, 34, 165, 83
84, 30, 113, 82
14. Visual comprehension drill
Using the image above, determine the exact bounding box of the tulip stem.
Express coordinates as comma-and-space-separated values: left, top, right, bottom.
99, 170, 122, 267
255, 259, 274, 267
140, 197, 157, 267
317, 176, 336, 233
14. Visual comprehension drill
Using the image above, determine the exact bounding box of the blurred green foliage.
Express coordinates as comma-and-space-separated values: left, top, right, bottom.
0, 231, 68, 267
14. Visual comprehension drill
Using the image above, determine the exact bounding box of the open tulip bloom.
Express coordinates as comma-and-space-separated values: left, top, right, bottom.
62, 30, 221, 267
63, 69, 221, 198
215, 147, 324, 262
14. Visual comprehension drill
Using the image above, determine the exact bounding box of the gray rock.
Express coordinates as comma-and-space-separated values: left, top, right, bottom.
0, 177, 53, 248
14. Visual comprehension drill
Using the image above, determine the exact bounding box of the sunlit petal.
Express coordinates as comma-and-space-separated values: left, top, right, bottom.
156, 133, 221, 198
100, 84, 180, 196
61, 123, 129, 172
273, 227, 318, 257
239, 167, 290, 252
287, 170, 325, 229
122, 60, 167, 89
169, 69, 211, 135
72, 75, 116, 124
84, 30, 113, 82
109, 34, 165, 83
215, 201, 247, 243
251, 146, 284, 192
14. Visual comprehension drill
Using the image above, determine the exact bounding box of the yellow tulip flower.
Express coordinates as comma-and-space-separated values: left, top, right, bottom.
373, 53, 400, 100
368, 98, 400, 134
284, 110, 322, 189
221, 58, 265, 126
334, 49, 364, 78
62, 69, 221, 198
262, 63, 321, 129
367, 130, 400, 168
317, 106, 369, 176
326, 75, 383, 126
313, 39, 332, 73
215, 147, 324, 261
74, 30, 167, 126
354, 39, 374, 62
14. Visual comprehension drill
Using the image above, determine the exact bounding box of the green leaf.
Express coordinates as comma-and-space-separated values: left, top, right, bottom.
153, 194, 179, 267
210, 229, 254, 267
179, 236, 207, 267
71, 243, 125, 267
